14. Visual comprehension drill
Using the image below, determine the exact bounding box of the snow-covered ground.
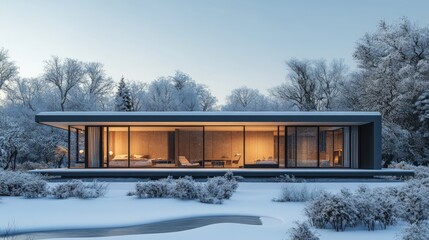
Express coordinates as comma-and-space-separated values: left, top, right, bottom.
1, 180, 406, 240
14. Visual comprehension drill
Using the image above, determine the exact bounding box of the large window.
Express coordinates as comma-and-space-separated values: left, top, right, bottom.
287, 127, 296, 167
129, 127, 175, 168
177, 127, 203, 168
87, 127, 102, 168
296, 127, 318, 167
287, 126, 350, 168
204, 126, 244, 168
84, 124, 351, 169
319, 127, 350, 168
245, 126, 279, 166
107, 127, 129, 168
69, 127, 85, 168
279, 127, 285, 168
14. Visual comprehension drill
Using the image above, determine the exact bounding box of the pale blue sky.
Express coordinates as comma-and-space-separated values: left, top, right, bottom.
1, 0, 428, 103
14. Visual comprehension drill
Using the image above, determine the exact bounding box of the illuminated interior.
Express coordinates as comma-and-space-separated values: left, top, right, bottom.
74, 125, 351, 168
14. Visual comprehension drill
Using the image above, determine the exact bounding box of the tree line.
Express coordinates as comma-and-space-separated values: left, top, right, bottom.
0, 18, 428, 169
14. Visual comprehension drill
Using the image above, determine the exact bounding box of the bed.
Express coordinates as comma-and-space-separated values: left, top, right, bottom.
109, 154, 153, 167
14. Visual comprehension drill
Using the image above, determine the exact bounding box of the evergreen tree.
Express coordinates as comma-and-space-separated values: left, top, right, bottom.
114, 77, 132, 111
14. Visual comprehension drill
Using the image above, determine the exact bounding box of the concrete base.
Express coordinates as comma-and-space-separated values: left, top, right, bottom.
30, 168, 414, 179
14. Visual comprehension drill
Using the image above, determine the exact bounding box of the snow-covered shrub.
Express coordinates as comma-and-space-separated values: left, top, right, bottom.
305, 192, 331, 229
197, 187, 223, 204
400, 221, 429, 240
389, 161, 429, 179
274, 184, 323, 202
223, 171, 240, 190
77, 181, 108, 199
172, 176, 198, 200
372, 187, 399, 229
396, 179, 429, 223
305, 191, 359, 231
197, 172, 240, 203
51, 180, 108, 199
306, 186, 400, 232
354, 185, 378, 231
21, 178, 49, 198
276, 174, 298, 183
51, 180, 84, 199
133, 173, 239, 204
16, 161, 49, 171
288, 221, 319, 240
206, 176, 234, 199
135, 179, 172, 198
0, 170, 48, 198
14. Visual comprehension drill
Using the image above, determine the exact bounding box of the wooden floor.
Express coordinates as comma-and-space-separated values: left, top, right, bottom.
30, 168, 414, 179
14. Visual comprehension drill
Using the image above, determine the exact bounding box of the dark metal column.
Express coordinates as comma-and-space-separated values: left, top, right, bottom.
68, 125, 71, 168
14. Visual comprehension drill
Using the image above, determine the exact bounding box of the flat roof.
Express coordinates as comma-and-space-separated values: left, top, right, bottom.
35, 111, 381, 130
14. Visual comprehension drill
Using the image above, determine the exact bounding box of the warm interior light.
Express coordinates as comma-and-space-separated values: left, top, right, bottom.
109, 151, 113, 156
79, 150, 84, 154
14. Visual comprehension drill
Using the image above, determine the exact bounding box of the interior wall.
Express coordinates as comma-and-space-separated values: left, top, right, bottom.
204, 131, 243, 165
245, 131, 275, 163
112, 131, 128, 156
110, 131, 169, 159
178, 131, 203, 162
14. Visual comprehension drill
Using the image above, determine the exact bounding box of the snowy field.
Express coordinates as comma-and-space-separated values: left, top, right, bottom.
0, 180, 406, 240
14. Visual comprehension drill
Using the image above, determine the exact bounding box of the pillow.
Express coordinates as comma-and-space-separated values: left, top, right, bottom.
114, 154, 128, 160
134, 154, 144, 158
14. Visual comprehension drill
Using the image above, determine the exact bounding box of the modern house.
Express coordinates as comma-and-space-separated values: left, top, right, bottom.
35, 111, 382, 174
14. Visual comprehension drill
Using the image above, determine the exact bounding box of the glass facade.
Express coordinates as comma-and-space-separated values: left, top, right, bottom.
75, 125, 352, 169
245, 126, 279, 166
204, 126, 243, 168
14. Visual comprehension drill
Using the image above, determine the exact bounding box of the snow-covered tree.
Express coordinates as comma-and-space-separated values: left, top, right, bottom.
172, 71, 202, 111
400, 221, 429, 240
0, 47, 18, 90
128, 80, 147, 111
114, 77, 133, 111
3, 77, 46, 111
44, 56, 85, 111
144, 71, 216, 111
352, 18, 429, 125
223, 86, 272, 111
271, 59, 347, 111
82, 62, 114, 110
342, 18, 429, 165
197, 86, 217, 111
0, 116, 28, 170
415, 90, 429, 136
145, 77, 178, 111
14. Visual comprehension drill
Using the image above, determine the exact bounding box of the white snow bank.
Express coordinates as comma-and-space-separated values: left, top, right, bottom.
1, 181, 405, 240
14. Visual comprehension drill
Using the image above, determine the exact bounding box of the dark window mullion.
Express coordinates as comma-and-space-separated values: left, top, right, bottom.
107, 127, 109, 168
316, 126, 320, 168
128, 126, 131, 168
99, 127, 103, 168
68, 125, 71, 168
285, 126, 288, 168
202, 126, 205, 168
277, 125, 280, 168
294, 127, 298, 167
85, 126, 88, 168
243, 126, 246, 167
